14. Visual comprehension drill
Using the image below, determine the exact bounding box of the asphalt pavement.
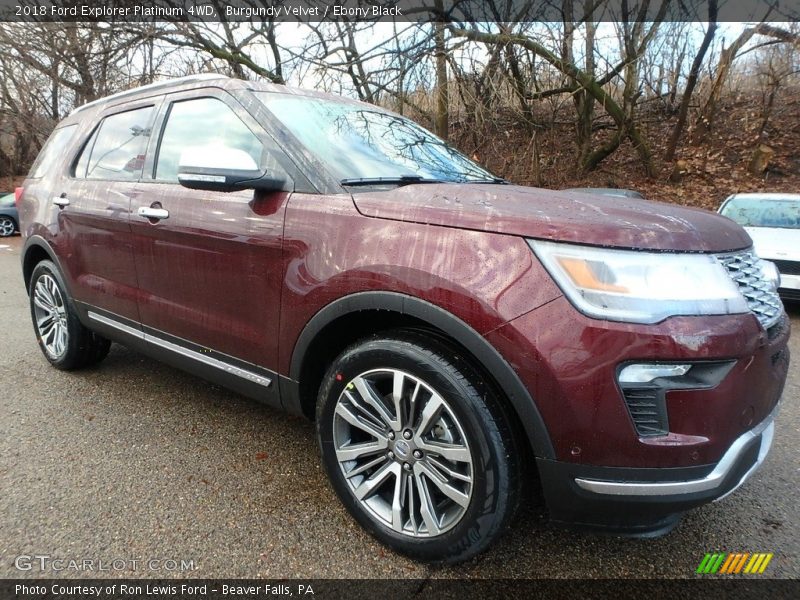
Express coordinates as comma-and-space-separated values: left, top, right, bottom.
0, 234, 797, 579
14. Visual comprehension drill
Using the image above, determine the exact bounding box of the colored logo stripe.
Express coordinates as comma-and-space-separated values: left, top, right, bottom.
697, 552, 773, 574
744, 553, 774, 574
720, 553, 750, 573
697, 553, 726, 573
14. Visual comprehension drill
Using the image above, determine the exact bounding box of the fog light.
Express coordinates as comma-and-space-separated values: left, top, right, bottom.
618, 363, 691, 384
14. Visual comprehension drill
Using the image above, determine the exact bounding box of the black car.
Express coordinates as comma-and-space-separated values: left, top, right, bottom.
0, 193, 19, 237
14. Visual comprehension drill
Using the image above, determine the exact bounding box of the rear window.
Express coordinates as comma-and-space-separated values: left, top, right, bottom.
28, 125, 78, 179
74, 106, 156, 181
720, 197, 800, 229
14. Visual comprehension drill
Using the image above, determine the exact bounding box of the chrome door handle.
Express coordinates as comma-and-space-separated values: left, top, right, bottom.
137, 206, 170, 220
52, 197, 70, 207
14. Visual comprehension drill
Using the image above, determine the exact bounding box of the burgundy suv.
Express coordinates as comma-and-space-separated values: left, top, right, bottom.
18, 75, 790, 564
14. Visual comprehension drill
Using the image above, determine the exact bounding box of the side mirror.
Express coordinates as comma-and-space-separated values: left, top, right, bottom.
177, 146, 287, 192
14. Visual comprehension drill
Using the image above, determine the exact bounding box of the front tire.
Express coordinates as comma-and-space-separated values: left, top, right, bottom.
316, 332, 520, 564
29, 260, 110, 370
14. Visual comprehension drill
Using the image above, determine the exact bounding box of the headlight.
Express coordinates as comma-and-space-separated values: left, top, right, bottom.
529, 240, 749, 324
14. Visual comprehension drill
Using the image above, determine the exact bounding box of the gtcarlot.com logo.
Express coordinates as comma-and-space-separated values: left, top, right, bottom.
696, 552, 773, 575
14, 555, 197, 572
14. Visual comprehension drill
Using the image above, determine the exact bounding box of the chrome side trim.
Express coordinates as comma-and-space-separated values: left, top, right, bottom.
88, 311, 144, 340
145, 333, 272, 387
87, 311, 272, 388
575, 404, 779, 497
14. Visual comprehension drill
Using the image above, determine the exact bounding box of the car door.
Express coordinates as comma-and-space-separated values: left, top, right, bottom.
58, 100, 161, 323
130, 90, 290, 374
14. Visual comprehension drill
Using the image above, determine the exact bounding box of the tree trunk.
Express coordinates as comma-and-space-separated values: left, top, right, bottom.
504, 40, 535, 132
692, 27, 755, 145
433, 0, 449, 140
748, 144, 774, 175
575, 1, 596, 169
665, 1, 717, 161
757, 79, 779, 142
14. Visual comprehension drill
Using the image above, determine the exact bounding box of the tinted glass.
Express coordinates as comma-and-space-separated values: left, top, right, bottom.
256, 93, 496, 183
720, 197, 800, 229
29, 125, 77, 179
156, 97, 263, 181
0, 193, 15, 207
84, 106, 155, 180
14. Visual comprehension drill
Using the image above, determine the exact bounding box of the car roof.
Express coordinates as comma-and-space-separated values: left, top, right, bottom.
64, 75, 373, 126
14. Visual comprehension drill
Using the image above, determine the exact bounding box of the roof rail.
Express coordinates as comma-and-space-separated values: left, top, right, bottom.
69, 74, 229, 116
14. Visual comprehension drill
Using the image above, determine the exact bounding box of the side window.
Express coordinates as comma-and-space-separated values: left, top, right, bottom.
76, 106, 155, 181
73, 127, 99, 179
156, 97, 263, 181
29, 125, 78, 178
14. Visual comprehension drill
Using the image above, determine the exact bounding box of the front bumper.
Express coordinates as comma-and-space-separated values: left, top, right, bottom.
537, 404, 778, 535
485, 291, 790, 534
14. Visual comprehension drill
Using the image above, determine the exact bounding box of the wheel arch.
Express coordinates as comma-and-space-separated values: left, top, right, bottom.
22, 236, 68, 295
285, 291, 555, 460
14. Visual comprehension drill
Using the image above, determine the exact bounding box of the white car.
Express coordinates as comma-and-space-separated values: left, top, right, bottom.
719, 193, 800, 301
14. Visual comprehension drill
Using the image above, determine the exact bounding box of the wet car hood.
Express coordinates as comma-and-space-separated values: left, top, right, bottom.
352, 184, 752, 253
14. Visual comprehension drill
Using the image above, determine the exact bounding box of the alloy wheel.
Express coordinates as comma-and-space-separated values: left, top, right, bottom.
0, 217, 14, 237
32, 274, 69, 359
332, 368, 474, 537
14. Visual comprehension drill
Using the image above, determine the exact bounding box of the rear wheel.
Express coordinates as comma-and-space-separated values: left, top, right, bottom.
316, 332, 520, 564
29, 260, 110, 370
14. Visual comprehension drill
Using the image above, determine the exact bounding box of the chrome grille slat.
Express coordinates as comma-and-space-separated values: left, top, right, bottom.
717, 251, 783, 329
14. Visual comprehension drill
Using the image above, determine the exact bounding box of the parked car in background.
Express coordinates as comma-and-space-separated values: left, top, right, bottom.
719, 193, 800, 302
17, 75, 790, 564
564, 187, 644, 199
0, 192, 19, 237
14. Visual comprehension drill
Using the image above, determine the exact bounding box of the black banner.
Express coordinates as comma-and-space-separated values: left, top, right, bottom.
0, 0, 798, 23
2, 579, 800, 600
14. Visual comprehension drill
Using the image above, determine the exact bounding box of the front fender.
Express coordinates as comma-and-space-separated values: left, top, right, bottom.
287, 291, 556, 460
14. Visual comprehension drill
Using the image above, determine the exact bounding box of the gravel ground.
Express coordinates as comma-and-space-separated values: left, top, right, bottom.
0, 234, 797, 580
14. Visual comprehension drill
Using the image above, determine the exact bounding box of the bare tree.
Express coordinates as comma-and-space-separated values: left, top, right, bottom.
665, 0, 717, 161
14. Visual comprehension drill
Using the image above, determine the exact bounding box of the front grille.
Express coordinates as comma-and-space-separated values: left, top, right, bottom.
621, 387, 668, 437
717, 251, 783, 329
771, 259, 800, 277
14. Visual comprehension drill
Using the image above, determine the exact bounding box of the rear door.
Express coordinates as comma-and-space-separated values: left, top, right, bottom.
58, 100, 161, 322
130, 90, 291, 371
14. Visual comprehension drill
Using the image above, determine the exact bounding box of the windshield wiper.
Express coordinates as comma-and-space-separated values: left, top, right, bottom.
468, 177, 508, 184
340, 176, 443, 186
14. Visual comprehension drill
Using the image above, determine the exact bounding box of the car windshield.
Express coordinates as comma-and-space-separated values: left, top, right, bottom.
0, 193, 14, 207
256, 92, 497, 184
720, 197, 800, 229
